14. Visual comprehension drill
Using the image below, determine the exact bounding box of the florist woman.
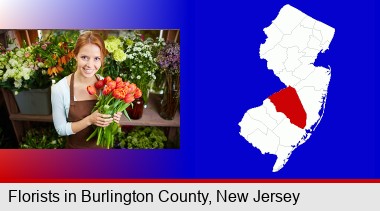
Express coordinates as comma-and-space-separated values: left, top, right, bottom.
51, 31, 122, 148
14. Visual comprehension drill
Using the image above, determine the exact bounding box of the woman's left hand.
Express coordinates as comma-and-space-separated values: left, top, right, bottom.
113, 112, 122, 124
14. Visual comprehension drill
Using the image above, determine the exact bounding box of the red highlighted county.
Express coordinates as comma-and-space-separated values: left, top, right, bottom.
268, 86, 307, 129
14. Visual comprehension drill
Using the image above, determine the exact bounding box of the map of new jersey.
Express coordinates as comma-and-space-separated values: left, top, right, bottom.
239, 4, 335, 172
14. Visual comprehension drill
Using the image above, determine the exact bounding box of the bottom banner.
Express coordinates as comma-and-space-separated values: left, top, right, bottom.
0, 182, 378, 210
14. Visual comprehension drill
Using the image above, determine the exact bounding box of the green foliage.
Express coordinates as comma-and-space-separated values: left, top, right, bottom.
0, 43, 5, 54
118, 126, 167, 149
21, 126, 65, 149
32, 30, 79, 82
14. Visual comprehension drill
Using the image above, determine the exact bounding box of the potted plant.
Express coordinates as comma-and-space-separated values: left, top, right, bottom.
20, 126, 66, 149
0, 30, 79, 115
156, 42, 180, 120
103, 31, 165, 107
116, 126, 167, 149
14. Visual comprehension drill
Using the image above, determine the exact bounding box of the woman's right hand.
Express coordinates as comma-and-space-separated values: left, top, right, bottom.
88, 110, 113, 127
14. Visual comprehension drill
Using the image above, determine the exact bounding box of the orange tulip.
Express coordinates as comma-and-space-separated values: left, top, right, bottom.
94, 80, 105, 89
124, 93, 135, 103
87, 85, 96, 95
85, 76, 143, 149
115, 77, 123, 83
128, 83, 137, 93
107, 81, 117, 90
104, 76, 112, 84
102, 86, 113, 95
113, 88, 127, 99
116, 81, 125, 89
134, 88, 142, 99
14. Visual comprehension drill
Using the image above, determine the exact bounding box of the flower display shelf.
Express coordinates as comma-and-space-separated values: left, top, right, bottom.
119, 93, 180, 127
1, 89, 179, 144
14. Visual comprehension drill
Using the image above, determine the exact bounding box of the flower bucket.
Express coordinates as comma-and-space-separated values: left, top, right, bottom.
159, 72, 180, 120
14, 88, 52, 115
126, 97, 144, 120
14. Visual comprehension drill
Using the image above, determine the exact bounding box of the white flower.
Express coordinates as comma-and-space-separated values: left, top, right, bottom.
16, 50, 24, 57
9, 59, 18, 67
136, 75, 141, 80
4, 68, 16, 78
14, 79, 22, 88
20, 67, 32, 80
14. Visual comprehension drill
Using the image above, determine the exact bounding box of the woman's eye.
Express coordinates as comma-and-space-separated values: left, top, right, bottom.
81, 56, 89, 60
95, 57, 101, 61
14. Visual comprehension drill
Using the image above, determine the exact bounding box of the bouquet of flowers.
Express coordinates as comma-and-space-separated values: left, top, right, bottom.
102, 31, 165, 104
102, 36, 127, 79
120, 34, 165, 104
0, 30, 79, 93
156, 42, 180, 120
0, 45, 43, 93
86, 76, 142, 149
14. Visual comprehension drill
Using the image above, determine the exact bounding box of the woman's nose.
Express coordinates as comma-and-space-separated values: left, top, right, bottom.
86, 59, 95, 67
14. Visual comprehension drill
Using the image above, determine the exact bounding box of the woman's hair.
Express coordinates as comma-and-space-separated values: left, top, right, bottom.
73, 31, 107, 66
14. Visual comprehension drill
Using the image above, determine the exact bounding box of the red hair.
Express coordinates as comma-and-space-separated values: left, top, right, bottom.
73, 31, 107, 65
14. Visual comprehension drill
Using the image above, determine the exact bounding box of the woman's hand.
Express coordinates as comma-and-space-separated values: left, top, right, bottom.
113, 112, 122, 124
88, 110, 113, 127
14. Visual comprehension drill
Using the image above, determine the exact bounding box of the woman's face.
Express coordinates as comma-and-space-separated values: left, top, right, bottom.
75, 43, 102, 78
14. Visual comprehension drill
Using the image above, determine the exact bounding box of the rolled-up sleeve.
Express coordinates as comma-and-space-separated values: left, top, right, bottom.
51, 81, 74, 136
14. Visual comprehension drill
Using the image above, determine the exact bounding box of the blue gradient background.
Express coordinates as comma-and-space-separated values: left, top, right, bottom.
0, 0, 379, 179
